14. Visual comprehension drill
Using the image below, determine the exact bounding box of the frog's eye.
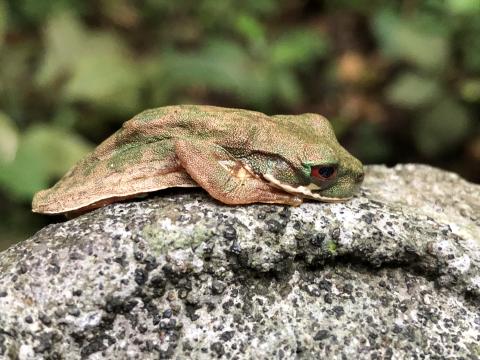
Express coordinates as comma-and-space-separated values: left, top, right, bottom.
311, 165, 337, 181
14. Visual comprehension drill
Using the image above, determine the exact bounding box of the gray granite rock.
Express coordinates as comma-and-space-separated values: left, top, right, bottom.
0, 164, 479, 359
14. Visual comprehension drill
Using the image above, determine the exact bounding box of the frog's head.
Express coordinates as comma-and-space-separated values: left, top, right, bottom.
259, 116, 364, 202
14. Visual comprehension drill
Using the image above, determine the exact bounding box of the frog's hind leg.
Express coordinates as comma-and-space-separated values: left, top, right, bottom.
175, 140, 303, 206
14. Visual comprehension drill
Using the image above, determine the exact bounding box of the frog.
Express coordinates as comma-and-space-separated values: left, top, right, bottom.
32, 105, 364, 215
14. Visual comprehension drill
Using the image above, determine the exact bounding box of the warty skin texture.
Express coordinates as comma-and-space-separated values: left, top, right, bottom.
32, 105, 364, 214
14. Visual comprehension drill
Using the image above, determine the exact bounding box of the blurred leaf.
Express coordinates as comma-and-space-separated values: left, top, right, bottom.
12, 0, 85, 23
235, 14, 265, 45
100, 0, 139, 28
35, 12, 87, 87
0, 43, 33, 121
275, 71, 302, 105
238, 0, 277, 15
271, 29, 328, 68
330, 117, 351, 138
373, 11, 449, 71
36, 12, 142, 113
386, 72, 442, 108
325, 0, 380, 13
0, 125, 92, 200
160, 39, 250, 94
64, 32, 142, 112
0, 112, 18, 163
156, 39, 265, 105
195, 0, 277, 29
460, 79, 480, 102
446, 0, 480, 15
0, 0, 6, 48
351, 122, 392, 163
414, 98, 474, 157
154, 36, 316, 108
52, 106, 79, 128
461, 20, 480, 72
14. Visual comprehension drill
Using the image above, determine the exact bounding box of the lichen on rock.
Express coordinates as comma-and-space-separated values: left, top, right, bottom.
0, 164, 479, 359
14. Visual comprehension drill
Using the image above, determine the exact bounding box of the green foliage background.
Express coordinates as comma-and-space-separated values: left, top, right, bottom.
1, 0, 479, 249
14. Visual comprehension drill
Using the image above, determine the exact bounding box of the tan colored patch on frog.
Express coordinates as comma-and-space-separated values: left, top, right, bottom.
218, 160, 257, 180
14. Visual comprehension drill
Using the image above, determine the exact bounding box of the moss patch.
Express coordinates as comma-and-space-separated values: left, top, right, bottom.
326, 240, 337, 254
142, 223, 214, 255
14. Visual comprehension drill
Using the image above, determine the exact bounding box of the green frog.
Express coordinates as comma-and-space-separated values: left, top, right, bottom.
32, 105, 364, 214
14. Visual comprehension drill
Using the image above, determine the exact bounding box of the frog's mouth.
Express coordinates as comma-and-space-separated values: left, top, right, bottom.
263, 174, 351, 203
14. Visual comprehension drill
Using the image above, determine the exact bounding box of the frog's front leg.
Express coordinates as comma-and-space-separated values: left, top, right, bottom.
175, 140, 303, 206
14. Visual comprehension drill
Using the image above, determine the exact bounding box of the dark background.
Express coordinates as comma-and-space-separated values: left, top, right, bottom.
1, 0, 479, 249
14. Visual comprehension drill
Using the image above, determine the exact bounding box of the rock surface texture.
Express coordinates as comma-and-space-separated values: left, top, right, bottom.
0, 164, 479, 359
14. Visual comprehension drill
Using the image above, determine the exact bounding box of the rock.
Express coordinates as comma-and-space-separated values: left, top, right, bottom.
0, 164, 479, 359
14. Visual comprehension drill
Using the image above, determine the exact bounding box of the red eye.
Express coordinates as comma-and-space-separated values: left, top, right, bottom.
311, 165, 337, 180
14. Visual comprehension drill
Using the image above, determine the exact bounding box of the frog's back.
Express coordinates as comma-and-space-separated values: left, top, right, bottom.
123, 105, 270, 140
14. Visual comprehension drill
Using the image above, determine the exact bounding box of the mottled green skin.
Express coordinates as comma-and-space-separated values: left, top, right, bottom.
32, 105, 364, 214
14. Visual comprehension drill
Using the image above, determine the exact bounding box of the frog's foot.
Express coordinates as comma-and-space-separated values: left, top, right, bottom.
175, 140, 303, 206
